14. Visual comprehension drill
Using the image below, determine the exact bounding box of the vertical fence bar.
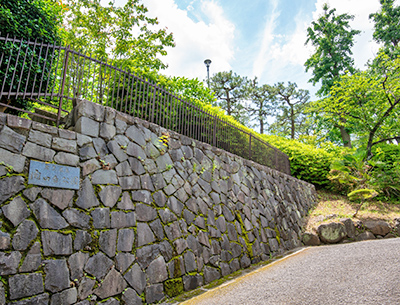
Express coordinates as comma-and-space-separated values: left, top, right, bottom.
212, 115, 217, 147
7, 38, 24, 100
150, 84, 156, 123
249, 133, 252, 160
57, 46, 70, 127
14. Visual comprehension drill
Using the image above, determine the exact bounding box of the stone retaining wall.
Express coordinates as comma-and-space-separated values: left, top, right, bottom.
0, 99, 316, 304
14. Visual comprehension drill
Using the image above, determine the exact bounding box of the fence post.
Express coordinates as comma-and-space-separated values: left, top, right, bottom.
212, 116, 217, 147
249, 133, 252, 160
56, 46, 70, 127
150, 84, 156, 123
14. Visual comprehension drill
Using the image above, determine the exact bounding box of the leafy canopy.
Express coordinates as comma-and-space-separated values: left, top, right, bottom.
305, 3, 360, 96
63, 0, 175, 73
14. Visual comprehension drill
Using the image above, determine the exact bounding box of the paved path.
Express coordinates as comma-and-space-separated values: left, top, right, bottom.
182, 238, 400, 305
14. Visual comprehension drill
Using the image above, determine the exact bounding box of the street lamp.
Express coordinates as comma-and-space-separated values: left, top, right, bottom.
204, 59, 212, 88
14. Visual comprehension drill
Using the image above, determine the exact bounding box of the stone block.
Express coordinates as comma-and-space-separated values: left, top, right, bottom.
50, 287, 77, 305
93, 269, 127, 299
121, 288, 142, 305
126, 125, 146, 146
117, 192, 135, 210
119, 176, 140, 190
115, 119, 127, 134
146, 256, 168, 284
111, 211, 136, 228
115, 161, 133, 177
124, 263, 146, 294
77, 133, 92, 147
41, 188, 75, 210
77, 277, 95, 300
13, 219, 38, 251
126, 142, 146, 161
153, 191, 167, 207
100, 123, 116, 141
62, 208, 90, 228
117, 228, 135, 252
8, 293, 49, 305
54, 152, 80, 166
91, 169, 118, 185
42, 231, 72, 256
52, 137, 77, 153
23, 187, 42, 202
0, 231, 10, 250
75, 99, 105, 122
92, 208, 111, 229
116, 252, 135, 274
2, 196, 30, 227
9, 273, 44, 300
30, 198, 69, 229
145, 284, 164, 304
99, 229, 117, 258
74, 230, 92, 251
59, 129, 76, 140
137, 222, 155, 247
107, 140, 128, 162
32, 121, 58, 134
99, 185, 122, 208
150, 219, 165, 241
183, 275, 203, 291
75, 117, 100, 137
79, 144, 97, 162
84, 252, 113, 280
76, 177, 100, 209
317, 222, 346, 244
44, 259, 70, 293
364, 220, 391, 236
22, 142, 55, 162
0, 125, 26, 153
81, 158, 101, 176
19, 242, 41, 273
0, 251, 22, 275
0, 175, 25, 204
204, 266, 220, 284
136, 203, 156, 221
0, 147, 26, 172
68, 251, 89, 281
128, 157, 145, 175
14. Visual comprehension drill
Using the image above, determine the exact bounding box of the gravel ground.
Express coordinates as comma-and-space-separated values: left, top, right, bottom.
182, 238, 400, 305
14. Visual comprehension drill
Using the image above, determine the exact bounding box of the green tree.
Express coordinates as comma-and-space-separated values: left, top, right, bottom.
0, 0, 64, 112
63, 0, 174, 73
369, 0, 400, 52
248, 79, 277, 134
305, 3, 360, 148
323, 54, 400, 159
271, 82, 310, 140
209, 70, 250, 125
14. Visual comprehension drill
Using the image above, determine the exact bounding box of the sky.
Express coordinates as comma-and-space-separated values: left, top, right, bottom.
130, 0, 388, 99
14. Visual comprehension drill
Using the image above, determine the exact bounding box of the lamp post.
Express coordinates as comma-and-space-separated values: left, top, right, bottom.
204, 59, 211, 88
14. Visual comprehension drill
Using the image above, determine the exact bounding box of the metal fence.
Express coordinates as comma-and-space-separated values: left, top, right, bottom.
0, 36, 290, 175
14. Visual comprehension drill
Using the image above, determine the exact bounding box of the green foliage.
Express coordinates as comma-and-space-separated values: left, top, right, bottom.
305, 3, 360, 97
369, 0, 400, 52
248, 79, 277, 134
164, 278, 184, 298
209, 71, 251, 125
323, 53, 400, 158
271, 82, 310, 140
262, 134, 342, 187
369, 144, 400, 200
0, 0, 64, 112
328, 149, 374, 195
63, 0, 175, 73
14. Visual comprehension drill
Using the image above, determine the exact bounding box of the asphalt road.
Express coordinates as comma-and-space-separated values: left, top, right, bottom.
182, 238, 400, 305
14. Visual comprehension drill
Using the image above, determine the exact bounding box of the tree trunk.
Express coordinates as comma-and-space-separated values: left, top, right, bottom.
339, 124, 352, 148
290, 107, 295, 139
260, 119, 264, 134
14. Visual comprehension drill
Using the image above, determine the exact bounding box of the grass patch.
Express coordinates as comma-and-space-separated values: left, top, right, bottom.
304, 189, 400, 232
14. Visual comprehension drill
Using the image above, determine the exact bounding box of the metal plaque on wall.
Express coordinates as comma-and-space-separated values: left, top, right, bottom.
28, 160, 80, 190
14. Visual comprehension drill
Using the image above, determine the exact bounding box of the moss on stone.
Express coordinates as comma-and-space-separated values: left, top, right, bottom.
274, 226, 281, 245
164, 278, 183, 297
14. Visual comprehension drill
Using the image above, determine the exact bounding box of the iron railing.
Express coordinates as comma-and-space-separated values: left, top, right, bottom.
0, 36, 290, 175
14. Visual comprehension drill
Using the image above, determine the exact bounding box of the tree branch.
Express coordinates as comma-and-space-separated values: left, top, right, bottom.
372, 136, 400, 146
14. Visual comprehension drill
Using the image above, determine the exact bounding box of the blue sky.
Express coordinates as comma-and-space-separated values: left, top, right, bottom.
138, 0, 385, 100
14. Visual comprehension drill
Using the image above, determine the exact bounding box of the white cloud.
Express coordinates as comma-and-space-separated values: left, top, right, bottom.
142, 0, 235, 80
